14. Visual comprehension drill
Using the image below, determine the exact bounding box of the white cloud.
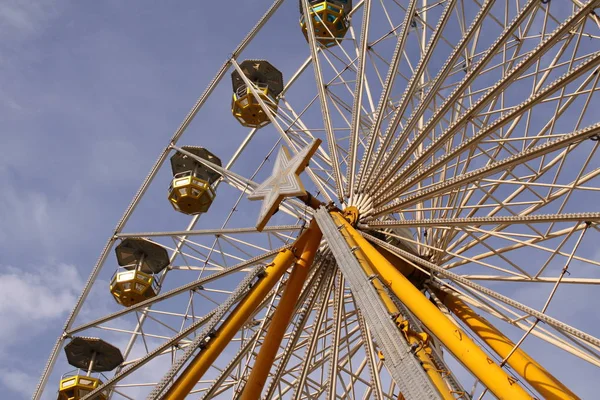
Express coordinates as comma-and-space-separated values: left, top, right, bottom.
0, 367, 33, 395
0, 262, 83, 353
0, 1, 61, 37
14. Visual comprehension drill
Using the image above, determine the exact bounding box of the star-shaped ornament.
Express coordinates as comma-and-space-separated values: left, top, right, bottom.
248, 139, 321, 231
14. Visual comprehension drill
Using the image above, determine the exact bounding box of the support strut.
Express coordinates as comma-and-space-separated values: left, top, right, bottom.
240, 223, 322, 399
161, 221, 321, 400
331, 211, 533, 400
432, 286, 579, 400
333, 214, 455, 399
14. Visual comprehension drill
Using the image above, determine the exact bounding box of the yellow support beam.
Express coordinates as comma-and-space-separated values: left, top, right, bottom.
163, 221, 320, 400
240, 224, 322, 399
434, 287, 579, 400
398, 320, 457, 400
331, 212, 533, 400
338, 218, 456, 400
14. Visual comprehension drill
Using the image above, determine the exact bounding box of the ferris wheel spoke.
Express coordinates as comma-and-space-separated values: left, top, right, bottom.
429, 283, 600, 367
116, 225, 302, 239
279, 98, 334, 164
290, 268, 336, 399
369, 0, 595, 195
363, 211, 600, 229
357, 0, 458, 192
366, 232, 600, 349
354, 0, 417, 193
374, 51, 600, 204
370, 122, 600, 217
203, 332, 260, 398
301, 0, 346, 201
325, 271, 344, 398
356, 310, 385, 400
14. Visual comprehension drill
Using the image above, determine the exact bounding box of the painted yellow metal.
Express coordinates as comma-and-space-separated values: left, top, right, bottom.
109, 269, 157, 307
331, 211, 533, 400
342, 205, 360, 226
58, 375, 106, 400
300, 1, 349, 47
240, 223, 322, 399
163, 221, 320, 400
375, 242, 428, 289
435, 288, 580, 400
397, 319, 458, 400
232, 85, 278, 128
337, 215, 456, 400
168, 174, 216, 215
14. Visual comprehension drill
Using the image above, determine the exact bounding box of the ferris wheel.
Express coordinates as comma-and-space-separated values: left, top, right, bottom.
33, 0, 600, 399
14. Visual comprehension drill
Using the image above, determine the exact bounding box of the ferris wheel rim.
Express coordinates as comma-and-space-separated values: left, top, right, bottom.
34, 1, 600, 399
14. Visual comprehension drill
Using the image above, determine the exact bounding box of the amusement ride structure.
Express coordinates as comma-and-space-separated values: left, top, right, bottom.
34, 0, 600, 399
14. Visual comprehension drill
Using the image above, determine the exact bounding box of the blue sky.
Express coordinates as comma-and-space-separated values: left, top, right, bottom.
0, 1, 291, 397
1, 1, 599, 399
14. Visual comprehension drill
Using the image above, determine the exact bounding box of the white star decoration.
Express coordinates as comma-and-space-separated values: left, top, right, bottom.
248, 139, 321, 231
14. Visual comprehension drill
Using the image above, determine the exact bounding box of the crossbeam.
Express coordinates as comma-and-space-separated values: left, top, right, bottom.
152, 222, 321, 399
432, 287, 579, 400
331, 211, 533, 399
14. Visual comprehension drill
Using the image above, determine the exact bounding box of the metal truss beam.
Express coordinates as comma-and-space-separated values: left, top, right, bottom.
371, 122, 600, 217
362, 212, 600, 229
346, 0, 372, 199
117, 225, 302, 238
301, 0, 345, 201
374, 51, 600, 204
363, 231, 600, 349
433, 287, 578, 400
315, 207, 442, 399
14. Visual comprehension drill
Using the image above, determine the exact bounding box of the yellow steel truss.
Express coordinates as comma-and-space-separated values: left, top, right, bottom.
161, 208, 580, 400
433, 286, 579, 400
330, 211, 533, 400
163, 221, 321, 400
240, 223, 322, 398
332, 211, 461, 400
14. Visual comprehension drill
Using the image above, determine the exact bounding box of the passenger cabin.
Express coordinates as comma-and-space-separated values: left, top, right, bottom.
300, 0, 352, 47
58, 337, 123, 400
168, 146, 222, 215
109, 238, 170, 307
231, 60, 283, 128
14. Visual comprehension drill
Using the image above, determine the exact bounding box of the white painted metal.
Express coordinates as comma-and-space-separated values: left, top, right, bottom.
37, 1, 600, 399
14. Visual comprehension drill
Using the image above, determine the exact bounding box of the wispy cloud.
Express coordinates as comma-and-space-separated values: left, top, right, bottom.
0, 1, 61, 37
0, 367, 35, 395
0, 262, 83, 354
